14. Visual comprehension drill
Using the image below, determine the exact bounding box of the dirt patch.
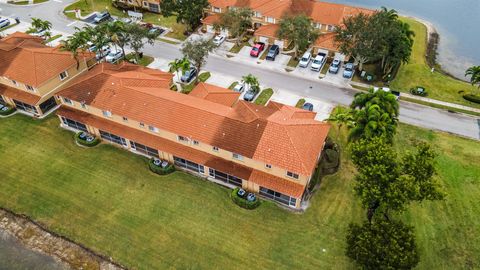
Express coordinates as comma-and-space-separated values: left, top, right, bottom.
0, 208, 127, 270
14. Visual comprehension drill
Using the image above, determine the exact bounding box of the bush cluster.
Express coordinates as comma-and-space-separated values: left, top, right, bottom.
230, 188, 260, 210
0, 106, 16, 116
463, 94, 480, 104
74, 132, 100, 147
148, 158, 175, 175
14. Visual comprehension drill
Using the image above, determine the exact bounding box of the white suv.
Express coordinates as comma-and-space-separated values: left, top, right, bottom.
310, 52, 326, 72
298, 51, 311, 68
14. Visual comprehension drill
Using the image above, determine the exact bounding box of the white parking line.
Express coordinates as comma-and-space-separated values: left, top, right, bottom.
67, 21, 76, 27
53, 0, 63, 2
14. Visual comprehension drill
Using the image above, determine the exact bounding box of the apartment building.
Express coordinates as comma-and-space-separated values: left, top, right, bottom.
56, 62, 330, 209
204, 0, 373, 51
0, 32, 95, 117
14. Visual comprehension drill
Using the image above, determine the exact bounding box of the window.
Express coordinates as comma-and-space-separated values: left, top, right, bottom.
208, 168, 242, 187
127, 0, 132, 3
100, 130, 127, 146
130, 141, 159, 158
265, 164, 272, 169
266, 17, 275, 23
13, 99, 37, 114
212, 146, 219, 152
61, 117, 87, 132
139, 122, 145, 128
59, 71, 68, 81
80, 102, 87, 109
63, 97, 73, 105
148, 125, 159, 133
174, 156, 205, 174
254, 11, 262, 17
315, 23, 322, 29
327, 25, 335, 32
232, 153, 243, 161
143, 1, 148, 6
260, 187, 297, 207
193, 140, 199, 145
39, 97, 57, 114
177, 135, 189, 142
286, 171, 299, 179
25, 85, 35, 91
11, 80, 17, 85
122, 116, 128, 122
102, 110, 112, 117
213, 7, 221, 13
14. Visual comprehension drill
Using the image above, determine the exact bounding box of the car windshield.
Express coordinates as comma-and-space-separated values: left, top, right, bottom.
252, 47, 259, 51
313, 59, 321, 64
332, 62, 339, 67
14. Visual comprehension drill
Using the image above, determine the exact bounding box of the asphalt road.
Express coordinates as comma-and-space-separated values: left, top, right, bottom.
1, 1, 479, 140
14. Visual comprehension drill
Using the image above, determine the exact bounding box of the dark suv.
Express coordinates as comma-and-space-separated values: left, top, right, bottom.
266, 45, 280, 61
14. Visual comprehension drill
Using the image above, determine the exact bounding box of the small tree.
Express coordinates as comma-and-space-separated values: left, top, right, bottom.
126, 23, 159, 63
346, 219, 420, 270
160, 0, 209, 32
181, 39, 216, 82
277, 14, 319, 58
465, 66, 480, 93
242, 74, 259, 92
27, 18, 52, 34
168, 58, 190, 90
327, 107, 353, 142
216, 8, 253, 46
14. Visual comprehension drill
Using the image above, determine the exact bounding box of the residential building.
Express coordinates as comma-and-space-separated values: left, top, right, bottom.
113, 0, 161, 13
0, 32, 95, 117
56, 62, 330, 209
204, 0, 373, 52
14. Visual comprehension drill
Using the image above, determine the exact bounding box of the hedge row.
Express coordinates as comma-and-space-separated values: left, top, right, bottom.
74, 132, 100, 147
230, 188, 260, 210
463, 94, 480, 104
148, 158, 175, 175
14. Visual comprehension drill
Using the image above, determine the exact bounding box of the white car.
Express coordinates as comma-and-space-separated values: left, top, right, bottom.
0, 18, 10, 29
94, 46, 112, 60
105, 50, 123, 63
213, 35, 226, 46
298, 51, 311, 68
310, 52, 326, 72
233, 82, 245, 93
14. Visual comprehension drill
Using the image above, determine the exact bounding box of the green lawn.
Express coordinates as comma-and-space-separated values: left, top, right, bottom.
125, 53, 154, 67
0, 114, 479, 269
391, 17, 479, 108
254, 88, 273, 105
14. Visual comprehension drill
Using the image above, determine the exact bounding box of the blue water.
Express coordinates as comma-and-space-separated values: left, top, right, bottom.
326, 0, 480, 79
0, 230, 69, 270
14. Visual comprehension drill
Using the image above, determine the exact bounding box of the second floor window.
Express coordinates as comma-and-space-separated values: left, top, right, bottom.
254, 11, 262, 18
148, 125, 159, 133
122, 116, 128, 122
11, 80, 17, 85
286, 171, 299, 179
265, 164, 272, 169
59, 71, 68, 81
178, 135, 189, 142
25, 85, 35, 91
102, 110, 112, 117
266, 17, 275, 23
63, 97, 73, 105
232, 153, 243, 161
193, 140, 199, 145
212, 146, 219, 152
213, 7, 220, 13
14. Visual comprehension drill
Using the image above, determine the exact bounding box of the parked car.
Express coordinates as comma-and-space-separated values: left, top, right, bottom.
93, 11, 110, 24
243, 85, 260, 101
266, 44, 280, 61
120, 17, 133, 24
31, 29, 48, 38
328, 58, 341, 74
233, 82, 245, 93
0, 18, 10, 29
212, 34, 226, 46
302, 102, 314, 111
310, 52, 327, 72
149, 27, 164, 36
343, 63, 355, 78
298, 51, 311, 68
250, 42, 265, 57
105, 50, 123, 63
94, 46, 112, 60
181, 67, 197, 83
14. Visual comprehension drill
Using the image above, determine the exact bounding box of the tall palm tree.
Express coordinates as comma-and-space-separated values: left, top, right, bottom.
60, 31, 88, 69
84, 25, 110, 61
465, 66, 480, 90
105, 20, 125, 52
327, 107, 354, 142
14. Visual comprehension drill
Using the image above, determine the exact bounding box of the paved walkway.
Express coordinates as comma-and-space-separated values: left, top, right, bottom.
350, 81, 480, 114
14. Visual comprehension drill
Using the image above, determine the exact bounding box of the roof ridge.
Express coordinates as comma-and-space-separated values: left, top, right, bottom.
281, 123, 309, 173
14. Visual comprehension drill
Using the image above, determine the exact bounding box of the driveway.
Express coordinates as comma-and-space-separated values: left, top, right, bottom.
259, 53, 291, 70
205, 72, 236, 88
291, 63, 322, 80
271, 89, 334, 120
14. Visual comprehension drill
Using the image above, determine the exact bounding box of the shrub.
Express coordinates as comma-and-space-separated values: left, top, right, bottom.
463, 94, 480, 104
323, 148, 340, 169
198, 72, 211, 82
230, 188, 260, 210
148, 158, 175, 175
410, 86, 428, 97
74, 132, 100, 147
0, 106, 16, 116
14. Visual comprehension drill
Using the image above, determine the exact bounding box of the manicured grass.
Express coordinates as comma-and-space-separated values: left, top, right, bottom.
254, 88, 273, 106
157, 37, 180, 45
229, 41, 249, 54
125, 53, 154, 67
391, 17, 480, 108
228, 81, 238, 90
8, 0, 48, 4
0, 23, 19, 32
198, 72, 211, 82
0, 114, 479, 269
287, 56, 299, 68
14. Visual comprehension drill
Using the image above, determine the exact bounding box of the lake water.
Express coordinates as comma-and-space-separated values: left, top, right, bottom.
326, 0, 480, 79
0, 229, 69, 270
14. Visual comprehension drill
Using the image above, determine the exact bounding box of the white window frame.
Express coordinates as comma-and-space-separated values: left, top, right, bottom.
63, 97, 73, 105
80, 102, 87, 109
102, 110, 112, 117
232, 153, 243, 161
143, 1, 148, 7
59, 71, 69, 81
266, 17, 275, 23
139, 122, 145, 128
25, 85, 35, 92
286, 171, 299, 179
11, 80, 17, 86
254, 11, 262, 18
213, 7, 221, 13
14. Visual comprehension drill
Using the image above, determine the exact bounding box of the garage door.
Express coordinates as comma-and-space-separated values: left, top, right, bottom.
274, 40, 284, 49
258, 36, 269, 44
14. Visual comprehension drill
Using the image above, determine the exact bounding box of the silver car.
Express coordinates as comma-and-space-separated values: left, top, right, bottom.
0, 18, 10, 29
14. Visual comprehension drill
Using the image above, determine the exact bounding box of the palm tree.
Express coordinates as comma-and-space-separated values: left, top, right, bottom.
61, 31, 88, 69
242, 74, 259, 92
27, 18, 52, 34
169, 58, 190, 88
105, 20, 125, 53
465, 66, 480, 90
83, 25, 110, 61
327, 107, 354, 142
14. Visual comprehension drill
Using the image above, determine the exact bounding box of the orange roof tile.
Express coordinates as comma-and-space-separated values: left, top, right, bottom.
249, 169, 305, 198
0, 32, 95, 88
314, 32, 339, 52
58, 63, 330, 175
202, 14, 220, 25
0, 84, 42, 105
253, 24, 279, 39
190, 82, 240, 107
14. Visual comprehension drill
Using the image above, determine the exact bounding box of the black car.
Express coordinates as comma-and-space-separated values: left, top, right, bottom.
302, 102, 314, 111
181, 67, 197, 83
266, 45, 280, 61
243, 85, 260, 101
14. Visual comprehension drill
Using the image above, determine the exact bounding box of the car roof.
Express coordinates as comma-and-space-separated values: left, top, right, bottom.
302, 51, 310, 57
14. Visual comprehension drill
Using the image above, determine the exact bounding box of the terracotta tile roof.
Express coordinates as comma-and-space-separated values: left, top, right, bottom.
58, 63, 330, 175
0, 32, 94, 88
202, 14, 220, 25
253, 24, 279, 39
57, 106, 254, 181
249, 169, 305, 198
314, 32, 339, 52
308, 1, 374, 25
0, 84, 42, 105
190, 82, 240, 107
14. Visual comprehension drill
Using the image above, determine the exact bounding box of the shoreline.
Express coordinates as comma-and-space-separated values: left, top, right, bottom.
0, 207, 127, 270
